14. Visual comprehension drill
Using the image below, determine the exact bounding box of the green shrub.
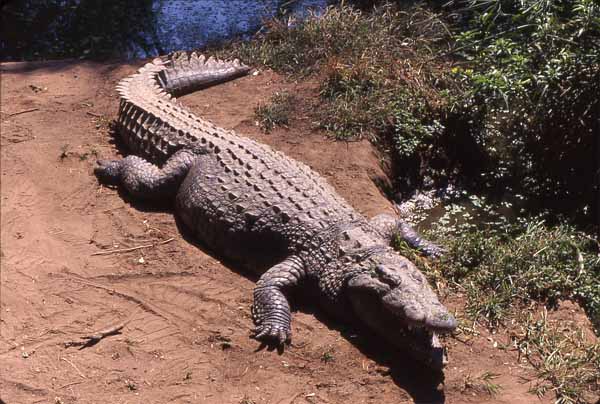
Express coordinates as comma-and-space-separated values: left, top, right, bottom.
447, 0, 600, 219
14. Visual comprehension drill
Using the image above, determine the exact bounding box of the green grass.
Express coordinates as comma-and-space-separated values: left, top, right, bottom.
461, 371, 502, 396
395, 214, 600, 330
254, 91, 296, 133
517, 310, 600, 404
437, 220, 600, 330
320, 347, 336, 363
219, 4, 455, 138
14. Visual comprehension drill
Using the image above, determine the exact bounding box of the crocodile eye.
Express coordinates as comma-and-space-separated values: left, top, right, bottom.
410, 272, 424, 284
375, 265, 402, 286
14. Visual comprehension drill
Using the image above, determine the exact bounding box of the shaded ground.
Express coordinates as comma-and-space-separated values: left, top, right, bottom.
0, 59, 572, 403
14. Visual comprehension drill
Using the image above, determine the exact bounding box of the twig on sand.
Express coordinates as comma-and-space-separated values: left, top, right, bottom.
58, 380, 84, 389
61, 357, 87, 379
63, 305, 144, 349
91, 237, 174, 256
64, 321, 129, 349
4, 108, 39, 117
86, 111, 103, 118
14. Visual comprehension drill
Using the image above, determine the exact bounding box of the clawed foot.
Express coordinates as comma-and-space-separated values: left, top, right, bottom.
397, 221, 446, 259
94, 159, 122, 184
252, 321, 291, 346
421, 243, 446, 259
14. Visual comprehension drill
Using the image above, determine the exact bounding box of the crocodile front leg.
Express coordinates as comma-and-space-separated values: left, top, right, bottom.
94, 149, 201, 200
370, 213, 446, 258
252, 255, 307, 345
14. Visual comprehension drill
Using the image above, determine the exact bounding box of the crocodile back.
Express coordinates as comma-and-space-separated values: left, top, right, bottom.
115, 53, 361, 251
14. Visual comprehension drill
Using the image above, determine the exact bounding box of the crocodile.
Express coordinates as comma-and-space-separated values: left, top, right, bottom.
94, 52, 457, 369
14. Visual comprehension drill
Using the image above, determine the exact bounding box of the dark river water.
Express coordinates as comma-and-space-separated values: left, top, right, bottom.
138, 0, 328, 56
0, 0, 329, 60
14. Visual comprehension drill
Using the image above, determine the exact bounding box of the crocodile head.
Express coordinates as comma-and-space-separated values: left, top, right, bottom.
346, 251, 457, 369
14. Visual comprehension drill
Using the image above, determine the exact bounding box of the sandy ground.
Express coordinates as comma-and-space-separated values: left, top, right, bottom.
0, 59, 588, 403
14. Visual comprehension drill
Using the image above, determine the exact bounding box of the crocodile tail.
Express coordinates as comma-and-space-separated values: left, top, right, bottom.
156, 51, 252, 96
113, 52, 251, 164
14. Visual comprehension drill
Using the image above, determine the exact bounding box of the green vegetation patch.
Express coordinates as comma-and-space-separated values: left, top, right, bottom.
449, 0, 600, 219
254, 91, 297, 133
517, 310, 600, 404
439, 220, 599, 329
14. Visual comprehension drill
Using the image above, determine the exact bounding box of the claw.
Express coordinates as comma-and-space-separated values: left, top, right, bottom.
253, 323, 291, 347
254, 326, 272, 341
427, 245, 447, 259
277, 329, 288, 345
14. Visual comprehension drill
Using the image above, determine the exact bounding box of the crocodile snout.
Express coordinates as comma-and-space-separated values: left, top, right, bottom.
381, 288, 457, 333
425, 310, 458, 333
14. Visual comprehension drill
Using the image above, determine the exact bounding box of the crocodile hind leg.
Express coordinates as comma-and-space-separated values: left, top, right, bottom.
370, 213, 446, 258
252, 256, 307, 345
94, 149, 201, 200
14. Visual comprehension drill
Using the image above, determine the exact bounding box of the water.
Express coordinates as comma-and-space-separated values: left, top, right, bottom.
0, 0, 329, 60
144, 0, 328, 57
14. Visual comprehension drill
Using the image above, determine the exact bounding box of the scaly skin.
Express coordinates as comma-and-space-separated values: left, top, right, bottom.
95, 52, 457, 369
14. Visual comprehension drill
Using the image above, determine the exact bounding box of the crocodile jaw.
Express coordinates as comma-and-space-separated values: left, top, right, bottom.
346, 259, 456, 369
347, 283, 452, 370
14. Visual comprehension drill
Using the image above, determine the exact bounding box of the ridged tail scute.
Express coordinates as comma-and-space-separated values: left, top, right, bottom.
114, 52, 251, 164
157, 52, 252, 96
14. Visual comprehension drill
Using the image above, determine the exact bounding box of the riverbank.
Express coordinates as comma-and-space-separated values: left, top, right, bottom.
1, 1, 598, 403
2, 57, 588, 404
